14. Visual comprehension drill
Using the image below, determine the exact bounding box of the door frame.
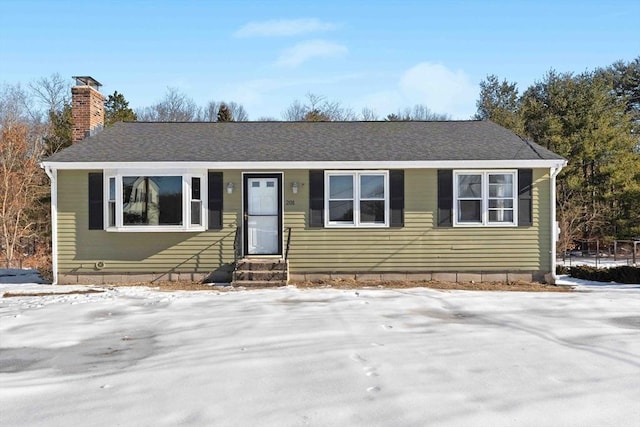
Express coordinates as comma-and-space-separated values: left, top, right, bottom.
242, 172, 284, 257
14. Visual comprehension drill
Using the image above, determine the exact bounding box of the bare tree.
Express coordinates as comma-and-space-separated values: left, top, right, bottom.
226, 102, 248, 121
282, 99, 307, 121
202, 101, 220, 122
202, 101, 249, 122
0, 83, 42, 126
283, 93, 355, 121
29, 73, 70, 114
557, 187, 608, 257
360, 107, 379, 121
0, 84, 46, 158
387, 104, 451, 121
0, 122, 43, 267
137, 87, 202, 121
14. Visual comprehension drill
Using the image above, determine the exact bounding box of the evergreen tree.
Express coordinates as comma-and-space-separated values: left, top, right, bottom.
217, 103, 233, 122
474, 75, 523, 133
520, 70, 640, 241
43, 103, 73, 156
384, 113, 404, 121
303, 109, 331, 121
105, 91, 137, 125
600, 57, 640, 117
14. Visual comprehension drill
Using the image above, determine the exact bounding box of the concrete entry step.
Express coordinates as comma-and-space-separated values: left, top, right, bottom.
233, 270, 287, 282
232, 280, 288, 288
235, 259, 288, 271
232, 259, 289, 287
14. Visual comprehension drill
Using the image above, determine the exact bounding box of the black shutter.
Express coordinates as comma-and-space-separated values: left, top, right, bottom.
389, 170, 404, 227
309, 170, 324, 227
518, 169, 533, 226
88, 172, 103, 230
208, 172, 223, 230
437, 169, 453, 227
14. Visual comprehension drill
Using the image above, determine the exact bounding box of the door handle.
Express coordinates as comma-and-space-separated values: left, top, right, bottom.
244, 212, 249, 221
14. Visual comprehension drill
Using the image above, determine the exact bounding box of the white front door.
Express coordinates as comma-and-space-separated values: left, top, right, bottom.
244, 174, 282, 255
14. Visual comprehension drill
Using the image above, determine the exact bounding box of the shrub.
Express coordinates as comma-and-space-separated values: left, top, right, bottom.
568, 265, 640, 284
611, 266, 640, 284
556, 265, 569, 275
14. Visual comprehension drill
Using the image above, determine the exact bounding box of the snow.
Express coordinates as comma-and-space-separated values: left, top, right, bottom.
1, 278, 639, 427
556, 275, 640, 291
557, 257, 637, 268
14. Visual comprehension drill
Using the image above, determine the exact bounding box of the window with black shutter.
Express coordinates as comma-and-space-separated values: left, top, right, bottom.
88, 172, 104, 230
309, 170, 325, 227
208, 172, 223, 230
437, 169, 453, 227
518, 169, 533, 226
389, 170, 404, 227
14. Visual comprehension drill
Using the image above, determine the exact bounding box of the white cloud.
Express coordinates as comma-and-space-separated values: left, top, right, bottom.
356, 62, 477, 119
217, 74, 364, 119
275, 40, 348, 68
234, 18, 339, 38
398, 62, 477, 119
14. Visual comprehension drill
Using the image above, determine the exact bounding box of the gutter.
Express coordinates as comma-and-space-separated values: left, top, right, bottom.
42, 164, 58, 285
549, 162, 566, 284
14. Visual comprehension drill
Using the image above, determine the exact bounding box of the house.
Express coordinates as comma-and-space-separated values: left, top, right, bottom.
42, 77, 567, 285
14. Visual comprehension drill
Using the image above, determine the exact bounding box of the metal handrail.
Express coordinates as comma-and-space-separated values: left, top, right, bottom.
285, 227, 292, 261
233, 226, 242, 262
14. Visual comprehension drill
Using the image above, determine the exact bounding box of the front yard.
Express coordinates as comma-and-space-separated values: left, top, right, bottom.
1, 283, 638, 426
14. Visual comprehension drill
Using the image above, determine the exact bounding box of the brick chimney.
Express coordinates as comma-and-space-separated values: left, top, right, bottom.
71, 76, 104, 142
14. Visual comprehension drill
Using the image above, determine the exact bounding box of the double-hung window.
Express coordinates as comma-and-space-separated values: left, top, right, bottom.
325, 171, 388, 227
454, 171, 517, 226
105, 169, 206, 231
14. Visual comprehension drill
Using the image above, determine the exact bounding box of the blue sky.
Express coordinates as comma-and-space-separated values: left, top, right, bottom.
1, 0, 638, 120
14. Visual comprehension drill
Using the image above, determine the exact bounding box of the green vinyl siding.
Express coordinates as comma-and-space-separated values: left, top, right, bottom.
57, 170, 241, 273
57, 168, 551, 276
283, 169, 551, 273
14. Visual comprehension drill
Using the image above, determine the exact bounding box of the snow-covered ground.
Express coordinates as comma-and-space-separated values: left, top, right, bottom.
1, 280, 639, 426
557, 257, 637, 268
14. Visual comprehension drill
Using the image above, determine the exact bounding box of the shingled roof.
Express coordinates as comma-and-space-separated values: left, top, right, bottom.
45, 120, 564, 163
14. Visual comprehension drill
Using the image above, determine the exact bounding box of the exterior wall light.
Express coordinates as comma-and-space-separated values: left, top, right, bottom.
226, 182, 234, 194
291, 182, 299, 194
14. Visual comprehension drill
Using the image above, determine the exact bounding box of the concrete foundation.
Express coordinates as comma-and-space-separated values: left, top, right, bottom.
58, 270, 542, 285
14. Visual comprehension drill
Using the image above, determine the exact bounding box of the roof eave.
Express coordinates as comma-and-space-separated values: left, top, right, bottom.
41, 159, 568, 171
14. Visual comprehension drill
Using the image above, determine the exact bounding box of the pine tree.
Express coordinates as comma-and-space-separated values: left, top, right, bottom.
520, 70, 640, 241
43, 103, 73, 156
474, 75, 523, 133
217, 103, 233, 122
104, 91, 137, 125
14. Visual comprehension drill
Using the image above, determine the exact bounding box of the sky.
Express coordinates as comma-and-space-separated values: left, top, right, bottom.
1, 278, 639, 425
1, 0, 638, 120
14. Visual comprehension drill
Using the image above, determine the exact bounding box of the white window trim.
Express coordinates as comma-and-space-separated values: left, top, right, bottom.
104, 168, 207, 232
324, 170, 389, 228
453, 170, 518, 227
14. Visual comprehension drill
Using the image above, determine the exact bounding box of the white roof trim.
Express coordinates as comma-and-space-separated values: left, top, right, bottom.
41, 159, 567, 171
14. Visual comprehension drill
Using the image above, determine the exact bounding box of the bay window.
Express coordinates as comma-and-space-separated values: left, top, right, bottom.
454, 171, 517, 226
105, 170, 205, 231
325, 171, 389, 227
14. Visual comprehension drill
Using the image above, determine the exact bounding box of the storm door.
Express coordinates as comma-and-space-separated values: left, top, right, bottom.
243, 174, 283, 255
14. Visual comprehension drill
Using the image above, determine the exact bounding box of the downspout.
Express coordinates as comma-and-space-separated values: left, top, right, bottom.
42, 164, 58, 285
549, 162, 566, 284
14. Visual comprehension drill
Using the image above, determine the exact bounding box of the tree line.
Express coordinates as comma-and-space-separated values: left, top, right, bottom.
1, 58, 638, 269
475, 57, 639, 251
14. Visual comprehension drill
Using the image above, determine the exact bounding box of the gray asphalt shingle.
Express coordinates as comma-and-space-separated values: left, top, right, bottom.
45, 120, 564, 163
